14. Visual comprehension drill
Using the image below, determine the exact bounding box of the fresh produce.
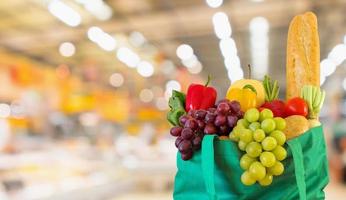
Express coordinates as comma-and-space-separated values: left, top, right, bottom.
167, 11, 326, 189
240, 154, 256, 170
261, 119, 276, 133
261, 137, 277, 151
171, 99, 243, 160
267, 161, 284, 176
167, 90, 186, 126
283, 115, 309, 139
244, 108, 260, 122
258, 174, 273, 186
249, 161, 266, 180
260, 152, 276, 167
241, 171, 256, 186
253, 129, 265, 142
237, 119, 249, 128
249, 122, 261, 131
272, 146, 287, 161
301, 85, 326, 127
286, 12, 320, 100
284, 97, 308, 117
238, 141, 248, 151
261, 75, 286, 117
270, 130, 286, 146
185, 76, 217, 112
230, 108, 287, 186
170, 112, 205, 160
273, 117, 286, 131
227, 66, 265, 108
226, 85, 257, 112
240, 129, 253, 143
246, 142, 262, 158
259, 108, 274, 121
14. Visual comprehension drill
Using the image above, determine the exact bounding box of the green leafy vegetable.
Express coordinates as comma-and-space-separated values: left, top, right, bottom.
263, 75, 280, 102
167, 90, 186, 126
300, 85, 325, 119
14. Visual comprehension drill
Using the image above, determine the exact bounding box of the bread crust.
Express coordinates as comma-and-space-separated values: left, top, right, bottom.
286, 12, 320, 100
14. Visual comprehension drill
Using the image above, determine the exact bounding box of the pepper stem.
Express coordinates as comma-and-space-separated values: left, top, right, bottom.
205, 75, 211, 86
243, 84, 257, 94
247, 64, 252, 79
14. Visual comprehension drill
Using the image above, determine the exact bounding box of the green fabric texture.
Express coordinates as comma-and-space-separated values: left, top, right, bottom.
173, 126, 329, 200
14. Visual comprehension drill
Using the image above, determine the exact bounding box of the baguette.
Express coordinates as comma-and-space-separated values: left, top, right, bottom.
286, 12, 320, 100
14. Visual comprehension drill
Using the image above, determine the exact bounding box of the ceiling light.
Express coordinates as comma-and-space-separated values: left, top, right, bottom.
48, 0, 81, 27
176, 44, 194, 60
164, 90, 171, 101
10, 101, 25, 118
97, 33, 117, 51
129, 31, 147, 47
206, 0, 223, 8
0, 119, 10, 149
156, 97, 168, 111
219, 38, 237, 58
222, 50, 242, 82
212, 12, 232, 39
320, 35, 346, 85
109, 73, 124, 87
137, 61, 154, 77
151, 86, 163, 96
0, 103, 11, 118
182, 55, 198, 68
187, 62, 203, 74
224, 56, 241, 70
87, 26, 116, 51
59, 42, 76, 57
85, 1, 112, 21
320, 75, 326, 86
116, 47, 140, 68
76, 0, 112, 20
320, 59, 337, 77
250, 17, 269, 79
327, 44, 346, 66
161, 60, 175, 75
88, 26, 103, 42
250, 17, 269, 33
343, 78, 346, 91
139, 89, 154, 103
227, 66, 244, 83
165, 80, 181, 92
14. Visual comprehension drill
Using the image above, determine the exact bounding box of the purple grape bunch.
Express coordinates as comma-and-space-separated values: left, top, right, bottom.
170, 99, 243, 160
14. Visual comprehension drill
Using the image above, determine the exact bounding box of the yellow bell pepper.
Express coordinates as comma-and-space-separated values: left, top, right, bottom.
227, 79, 265, 107
226, 85, 257, 112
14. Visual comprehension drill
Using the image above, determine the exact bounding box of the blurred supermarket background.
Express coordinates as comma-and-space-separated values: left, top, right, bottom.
0, 0, 346, 199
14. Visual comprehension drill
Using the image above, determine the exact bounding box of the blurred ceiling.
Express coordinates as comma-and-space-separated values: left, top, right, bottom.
0, 0, 345, 95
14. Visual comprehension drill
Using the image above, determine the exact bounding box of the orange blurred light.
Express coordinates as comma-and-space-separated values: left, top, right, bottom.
56, 64, 70, 79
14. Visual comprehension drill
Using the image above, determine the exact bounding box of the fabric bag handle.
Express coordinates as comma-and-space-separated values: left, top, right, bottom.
202, 134, 218, 200
287, 139, 307, 200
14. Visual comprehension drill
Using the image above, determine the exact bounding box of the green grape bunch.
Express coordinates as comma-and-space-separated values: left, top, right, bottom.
229, 108, 288, 186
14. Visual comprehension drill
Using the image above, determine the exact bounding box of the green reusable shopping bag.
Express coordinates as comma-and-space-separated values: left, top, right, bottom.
173, 126, 329, 200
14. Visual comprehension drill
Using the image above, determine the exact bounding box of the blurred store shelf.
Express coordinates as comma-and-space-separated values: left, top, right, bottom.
112, 192, 171, 200
325, 182, 346, 200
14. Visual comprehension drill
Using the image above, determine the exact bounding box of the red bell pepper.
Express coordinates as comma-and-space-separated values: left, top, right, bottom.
185, 76, 217, 112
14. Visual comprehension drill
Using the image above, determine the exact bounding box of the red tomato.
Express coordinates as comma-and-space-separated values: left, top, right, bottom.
285, 97, 308, 117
